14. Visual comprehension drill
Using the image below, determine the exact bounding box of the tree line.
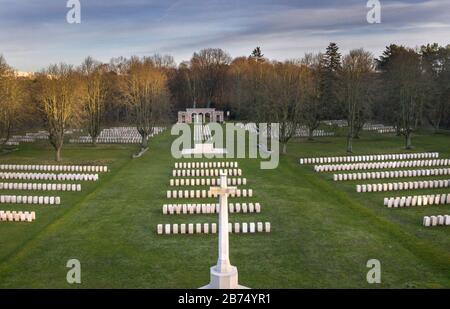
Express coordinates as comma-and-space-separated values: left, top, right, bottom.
0, 42, 449, 160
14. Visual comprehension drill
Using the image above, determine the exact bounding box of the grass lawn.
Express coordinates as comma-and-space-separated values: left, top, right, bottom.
0, 129, 449, 288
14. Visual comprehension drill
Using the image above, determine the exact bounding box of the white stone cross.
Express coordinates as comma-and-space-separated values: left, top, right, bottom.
201, 171, 247, 289
209, 171, 237, 273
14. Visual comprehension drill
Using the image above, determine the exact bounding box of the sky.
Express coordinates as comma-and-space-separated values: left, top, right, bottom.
0, 0, 449, 71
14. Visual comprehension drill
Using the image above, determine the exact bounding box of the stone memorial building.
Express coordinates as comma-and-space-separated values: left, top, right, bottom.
178, 108, 224, 124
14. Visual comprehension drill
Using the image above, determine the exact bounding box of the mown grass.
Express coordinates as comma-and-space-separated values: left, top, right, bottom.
0, 129, 448, 288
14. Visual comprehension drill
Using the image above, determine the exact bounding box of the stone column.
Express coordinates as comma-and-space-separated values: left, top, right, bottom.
216, 173, 231, 272
200, 172, 248, 289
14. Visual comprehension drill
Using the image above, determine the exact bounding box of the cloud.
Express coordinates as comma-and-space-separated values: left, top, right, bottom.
0, 0, 449, 71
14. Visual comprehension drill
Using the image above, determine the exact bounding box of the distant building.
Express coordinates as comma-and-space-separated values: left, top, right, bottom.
15, 71, 35, 78
178, 108, 224, 124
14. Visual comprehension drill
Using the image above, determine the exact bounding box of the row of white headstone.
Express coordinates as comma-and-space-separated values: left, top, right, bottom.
2, 141, 19, 146
0, 195, 61, 205
2, 130, 50, 145
322, 119, 348, 127
70, 127, 166, 144
315, 159, 449, 172
423, 215, 450, 227
356, 179, 449, 193
169, 177, 247, 187
362, 124, 396, 133
25, 130, 51, 140
0, 210, 36, 222
0, 182, 81, 192
70, 137, 143, 144
194, 124, 202, 142
172, 169, 242, 177
194, 125, 212, 142
157, 222, 271, 235
174, 161, 238, 169
166, 188, 253, 199
294, 129, 334, 137
96, 126, 165, 137
377, 128, 396, 134
10, 136, 35, 142
162, 202, 261, 215
0, 172, 99, 181
333, 168, 450, 181
202, 125, 212, 141
384, 193, 450, 208
97, 126, 165, 137
300, 152, 438, 165
238, 122, 286, 140
0, 164, 108, 172
235, 123, 257, 134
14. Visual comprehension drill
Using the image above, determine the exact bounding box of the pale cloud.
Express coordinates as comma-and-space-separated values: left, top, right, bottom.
0, 0, 448, 71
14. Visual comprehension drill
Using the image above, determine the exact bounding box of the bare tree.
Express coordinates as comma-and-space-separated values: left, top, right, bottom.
299, 54, 324, 140
36, 64, 82, 161
105, 57, 130, 124
190, 48, 231, 108
80, 56, 107, 145
380, 46, 423, 149
182, 61, 201, 108
264, 61, 303, 154
229, 57, 266, 121
150, 54, 176, 69
338, 49, 375, 152
0, 56, 25, 149
123, 57, 170, 152
228, 57, 247, 119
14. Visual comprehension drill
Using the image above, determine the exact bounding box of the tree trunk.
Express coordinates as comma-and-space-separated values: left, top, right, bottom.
140, 133, 149, 150
55, 147, 62, 162
282, 143, 287, 154
92, 135, 97, 146
346, 135, 353, 153
308, 127, 314, 141
434, 119, 440, 133
396, 124, 402, 136
414, 117, 420, 130
405, 132, 412, 149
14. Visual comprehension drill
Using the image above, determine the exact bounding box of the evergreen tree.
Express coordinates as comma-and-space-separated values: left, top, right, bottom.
251, 47, 264, 62
376, 44, 401, 70
320, 42, 342, 119
323, 42, 341, 71
420, 43, 450, 132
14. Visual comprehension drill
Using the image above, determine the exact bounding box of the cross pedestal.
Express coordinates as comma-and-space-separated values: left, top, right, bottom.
200, 171, 248, 289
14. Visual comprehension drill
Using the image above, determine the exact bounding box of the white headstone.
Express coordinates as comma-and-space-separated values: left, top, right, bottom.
234, 222, 240, 233
164, 224, 171, 234
257, 222, 263, 232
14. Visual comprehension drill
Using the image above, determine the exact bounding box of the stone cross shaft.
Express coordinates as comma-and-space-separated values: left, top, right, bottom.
209, 172, 237, 273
